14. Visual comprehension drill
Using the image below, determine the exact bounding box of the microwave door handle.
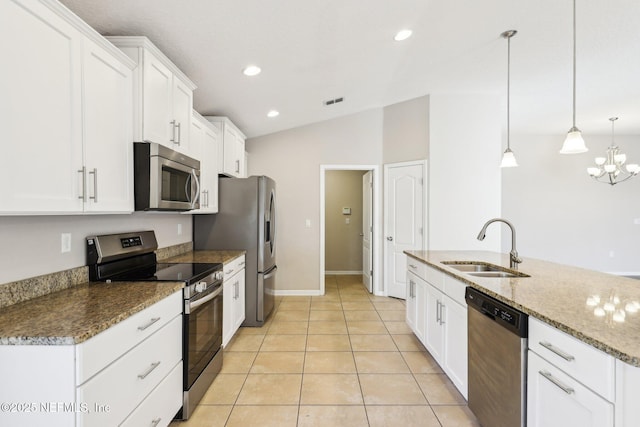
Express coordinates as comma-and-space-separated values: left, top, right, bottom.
191, 170, 201, 208
184, 173, 192, 204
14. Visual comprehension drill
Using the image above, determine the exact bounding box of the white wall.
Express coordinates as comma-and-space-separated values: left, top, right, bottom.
383, 96, 429, 164
502, 133, 640, 273
428, 93, 503, 250
246, 109, 383, 292
0, 213, 191, 284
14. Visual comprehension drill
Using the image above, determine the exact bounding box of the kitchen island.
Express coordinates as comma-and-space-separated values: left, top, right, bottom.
405, 250, 640, 427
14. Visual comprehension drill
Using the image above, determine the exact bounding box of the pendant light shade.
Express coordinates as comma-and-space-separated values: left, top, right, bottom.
500, 30, 518, 168
560, 0, 588, 154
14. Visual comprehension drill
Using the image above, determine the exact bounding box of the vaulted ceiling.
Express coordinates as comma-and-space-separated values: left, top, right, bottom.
60, 0, 640, 138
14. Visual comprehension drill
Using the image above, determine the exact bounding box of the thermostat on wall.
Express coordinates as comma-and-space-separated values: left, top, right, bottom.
342, 207, 351, 215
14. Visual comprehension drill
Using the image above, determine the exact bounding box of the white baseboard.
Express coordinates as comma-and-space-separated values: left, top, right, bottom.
273, 289, 323, 296
325, 270, 363, 275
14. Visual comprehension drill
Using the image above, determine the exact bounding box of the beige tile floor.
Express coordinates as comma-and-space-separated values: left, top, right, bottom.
170, 275, 480, 427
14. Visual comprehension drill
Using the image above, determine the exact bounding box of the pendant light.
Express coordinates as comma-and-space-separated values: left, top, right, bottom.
560, 0, 588, 154
500, 30, 518, 168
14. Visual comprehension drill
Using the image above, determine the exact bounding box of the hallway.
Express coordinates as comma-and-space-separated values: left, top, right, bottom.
171, 275, 479, 426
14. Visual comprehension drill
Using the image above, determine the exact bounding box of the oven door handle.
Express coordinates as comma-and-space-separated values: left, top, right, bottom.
186, 285, 222, 314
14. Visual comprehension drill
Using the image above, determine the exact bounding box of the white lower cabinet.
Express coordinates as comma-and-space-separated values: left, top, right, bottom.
528, 351, 613, 427
405, 257, 468, 399
0, 291, 183, 427
223, 255, 246, 347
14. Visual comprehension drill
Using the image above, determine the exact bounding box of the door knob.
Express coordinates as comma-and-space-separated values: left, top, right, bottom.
386, 236, 393, 241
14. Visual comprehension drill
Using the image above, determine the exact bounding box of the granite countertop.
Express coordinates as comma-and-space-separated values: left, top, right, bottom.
164, 250, 246, 265
405, 250, 640, 367
0, 281, 183, 346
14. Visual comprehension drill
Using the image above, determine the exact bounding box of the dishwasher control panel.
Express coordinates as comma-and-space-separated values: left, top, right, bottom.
465, 287, 528, 337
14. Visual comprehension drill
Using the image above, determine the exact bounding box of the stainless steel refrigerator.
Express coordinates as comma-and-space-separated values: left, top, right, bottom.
193, 176, 276, 326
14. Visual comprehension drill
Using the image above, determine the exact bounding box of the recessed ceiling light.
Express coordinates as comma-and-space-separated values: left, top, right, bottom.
243, 65, 261, 76
394, 29, 413, 41
267, 110, 279, 118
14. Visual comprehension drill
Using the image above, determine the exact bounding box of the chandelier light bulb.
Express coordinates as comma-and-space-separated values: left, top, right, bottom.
587, 117, 637, 185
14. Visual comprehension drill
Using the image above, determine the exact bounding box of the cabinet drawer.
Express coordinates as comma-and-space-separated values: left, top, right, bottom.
76, 291, 182, 385
120, 361, 183, 427
443, 275, 467, 306
77, 315, 182, 426
407, 258, 427, 281
224, 255, 246, 278
529, 317, 614, 401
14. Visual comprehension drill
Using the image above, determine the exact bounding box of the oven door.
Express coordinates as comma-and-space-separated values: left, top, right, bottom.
184, 283, 223, 390
151, 155, 200, 211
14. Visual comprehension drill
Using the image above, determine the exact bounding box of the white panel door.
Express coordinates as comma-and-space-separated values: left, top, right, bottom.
142, 50, 172, 145
82, 38, 133, 213
384, 162, 424, 298
362, 171, 373, 292
1, 0, 83, 213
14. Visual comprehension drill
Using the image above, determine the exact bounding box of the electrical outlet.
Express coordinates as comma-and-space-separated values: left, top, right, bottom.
61, 233, 71, 253
177, 223, 183, 235
305, 219, 311, 228
345, 218, 350, 224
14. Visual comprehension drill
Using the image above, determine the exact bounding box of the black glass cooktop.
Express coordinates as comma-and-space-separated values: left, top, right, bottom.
110, 262, 222, 284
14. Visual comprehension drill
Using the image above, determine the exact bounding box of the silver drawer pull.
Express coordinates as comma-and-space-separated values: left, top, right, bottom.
225, 268, 234, 275
540, 370, 575, 395
539, 341, 575, 361
151, 417, 162, 427
138, 361, 161, 380
409, 264, 418, 269
137, 317, 161, 331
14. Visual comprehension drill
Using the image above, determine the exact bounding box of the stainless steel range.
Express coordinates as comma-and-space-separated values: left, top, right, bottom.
86, 231, 223, 420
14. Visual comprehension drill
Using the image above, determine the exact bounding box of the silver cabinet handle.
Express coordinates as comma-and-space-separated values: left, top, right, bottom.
137, 317, 161, 331
235, 281, 240, 299
89, 168, 98, 202
137, 361, 161, 380
225, 269, 234, 275
408, 280, 414, 298
78, 167, 87, 201
440, 302, 445, 325
539, 341, 575, 361
408, 264, 417, 269
235, 159, 240, 174
151, 418, 162, 427
539, 370, 575, 394
386, 236, 393, 241
170, 120, 177, 142
176, 122, 181, 145
436, 300, 441, 324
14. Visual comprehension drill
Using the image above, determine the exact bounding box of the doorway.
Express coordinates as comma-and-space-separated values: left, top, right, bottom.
320, 165, 381, 296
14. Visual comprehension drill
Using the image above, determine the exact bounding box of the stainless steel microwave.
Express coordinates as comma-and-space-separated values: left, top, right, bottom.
134, 142, 200, 211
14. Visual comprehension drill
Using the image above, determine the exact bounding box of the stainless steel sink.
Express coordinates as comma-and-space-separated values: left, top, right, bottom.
441, 261, 530, 278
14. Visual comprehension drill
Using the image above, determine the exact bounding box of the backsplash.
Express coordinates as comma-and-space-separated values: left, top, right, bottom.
0, 242, 193, 309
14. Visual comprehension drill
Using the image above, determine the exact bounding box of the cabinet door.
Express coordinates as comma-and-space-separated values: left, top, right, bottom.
1, 0, 84, 213
82, 38, 134, 213
142, 50, 172, 145
527, 351, 613, 427
234, 269, 246, 330
222, 126, 241, 177
442, 296, 467, 399
424, 284, 444, 362
171, 77, 193, 154
202, 126, 220, 213
222, 278, 235, 347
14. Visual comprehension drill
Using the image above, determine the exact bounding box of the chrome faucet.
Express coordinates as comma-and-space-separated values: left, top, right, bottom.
477, 218, 522, 269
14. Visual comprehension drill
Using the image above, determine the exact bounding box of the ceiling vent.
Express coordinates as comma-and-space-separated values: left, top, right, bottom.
323, 97, 344, 106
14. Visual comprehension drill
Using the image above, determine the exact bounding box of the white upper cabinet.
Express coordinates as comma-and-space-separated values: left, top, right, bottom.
205, 116, 247, 178
0, 0, 135, 214
190, 111, 220, 214
81, 38, 134, 213
107, 36, 196, 156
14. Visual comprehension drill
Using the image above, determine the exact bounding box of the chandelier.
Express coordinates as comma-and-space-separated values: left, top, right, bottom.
587, 117, 640, 185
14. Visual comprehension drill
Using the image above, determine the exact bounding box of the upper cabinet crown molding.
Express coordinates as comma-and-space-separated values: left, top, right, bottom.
37, 0, 136, 71
105, 36, 196, 91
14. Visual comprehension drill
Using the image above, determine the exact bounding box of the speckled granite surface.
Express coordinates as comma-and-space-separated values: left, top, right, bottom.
405, 250, 640, 367
164, 250, 246, 265
0, 266, 88, 309
0, 281, 182, 345
157, 242, 193, 261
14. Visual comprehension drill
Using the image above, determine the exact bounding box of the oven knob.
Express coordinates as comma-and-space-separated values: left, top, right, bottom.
215, 272, 224, 281
195, 282, 207, 293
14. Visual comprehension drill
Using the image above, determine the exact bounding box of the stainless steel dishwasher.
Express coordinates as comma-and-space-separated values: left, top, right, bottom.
466, 287, 528, 427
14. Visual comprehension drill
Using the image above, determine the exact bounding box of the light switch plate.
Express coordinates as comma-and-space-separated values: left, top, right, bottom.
61, 233, 71, 253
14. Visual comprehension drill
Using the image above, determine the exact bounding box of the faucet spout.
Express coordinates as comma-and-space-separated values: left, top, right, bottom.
476, 218, 522, 269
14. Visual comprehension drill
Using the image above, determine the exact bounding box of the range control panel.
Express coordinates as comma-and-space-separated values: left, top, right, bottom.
121, 236, 143, 248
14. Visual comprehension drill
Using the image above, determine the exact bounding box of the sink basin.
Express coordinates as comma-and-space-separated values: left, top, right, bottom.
441, 261, 530, 278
